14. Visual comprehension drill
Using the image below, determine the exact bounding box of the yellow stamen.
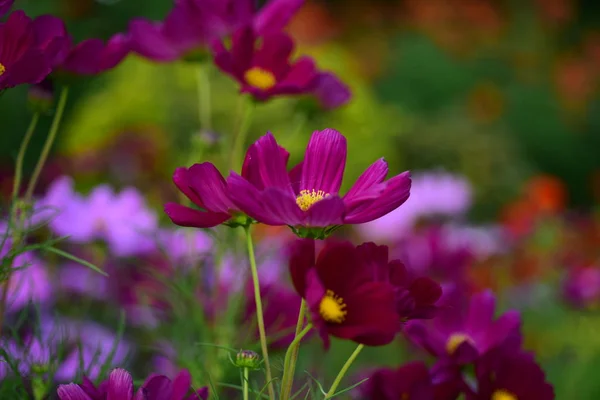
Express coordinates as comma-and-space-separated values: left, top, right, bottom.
446, 333, 474, 354
0, 63, 5, 76
296, 189, 328, 211
244, 67, 276, 90
319, 289, 347, 323
492, 390, 517, 400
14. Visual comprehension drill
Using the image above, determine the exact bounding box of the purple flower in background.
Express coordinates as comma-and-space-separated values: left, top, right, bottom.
0, 236, 52, 313
312, 72, 351, 110
129, 0, 304, 62
214, 27, 319, 101
33, 14, 129, 76
0, 11, 52, 91
38, 176, 158, 257
0, 0, 13, 17
405, 291, 521, 365
357, 171, 472, 242
157, 228, 213, 269
562, 266, 600, 310
0, 319, 129, 382
57, 368, 208, 400
469, 346, 554, 400
227, 129, 411, 233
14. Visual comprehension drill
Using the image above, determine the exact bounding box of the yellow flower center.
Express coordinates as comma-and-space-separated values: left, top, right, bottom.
244, 67, 276, 90
446, 333, 474, 354
0, 63, 5, 76
492, 390, 517, 400
296, 189, 328, 211
319, 290, 347, 323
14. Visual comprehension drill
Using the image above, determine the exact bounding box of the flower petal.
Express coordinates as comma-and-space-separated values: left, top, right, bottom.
312, 72, 351, 110
304, 267, 330, 349
107, 368, 134, 400
173, 167, 204, 207
466, 290, 496, 332
343, 158, 388, 207
303, 195, 345, 227
344, 171, 411, 224
242, 141, 290, 190
164, 203, 230, 228
250, 133, 293, 193
129, 18, 180, 61
57, 383, 93, 400
288, 238, 316, 297
141, 374, 171, 400
171, 369, 192, 400
409, 277, 443, 306
188, 163, 235, 213
315, 241, 369, 295
300, 129, 346, 194
260, 187, 304, 226
253, 0, 305, 35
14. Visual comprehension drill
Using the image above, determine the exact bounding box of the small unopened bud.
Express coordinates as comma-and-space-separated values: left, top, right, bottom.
235, 350, 261, 370
28, 79, 54, 115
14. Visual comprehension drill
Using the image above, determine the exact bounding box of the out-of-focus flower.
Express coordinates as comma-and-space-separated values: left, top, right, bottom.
0, 11, 53, 91
213, 27, 319, 101
129, 0, 304, 62
1, 319, 129, 382
33, 14, 129, 76
469, 346, 554, 400
289, 239, 399, 348
312, 72, 352, 110
357, 171, 471, 242
156, 228, 213, 268
405, 291, 521, 365
58, 368, 209, 400
358, 242, 442, 322
38, 176, 158, 257
357, 361, 457, 400
0, 0, 13, 17
227, 129, 411, 237
0, 236, 52, 313
27, 78, 55, 114
563, 266, 600, 310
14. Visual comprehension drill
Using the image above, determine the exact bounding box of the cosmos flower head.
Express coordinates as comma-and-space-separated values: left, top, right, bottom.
562, 266, 600, 310
357, 170, 472, 242
58, 368, 209, 400
38, 176, 158, 257
405, 290, 521, 365
0, 11, 53, 91
289, 239, 399, 348
214, 26, 320, 101
129, 0, 304, 62
227, 129, 411, 238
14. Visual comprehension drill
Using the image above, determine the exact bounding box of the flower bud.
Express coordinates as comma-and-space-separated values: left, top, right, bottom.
28, 79, 55, 115
235, 350, 261, 370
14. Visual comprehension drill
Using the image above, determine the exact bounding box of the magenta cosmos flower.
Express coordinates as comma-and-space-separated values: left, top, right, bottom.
227, 129, 411, 237
214, 27, 321, 101
129, 0, 303, 62
58, 368, 208, 400
33, 14, 129, 76
0, 11, 53, 91
405, 291, 521, 365
289, 239, 399, 348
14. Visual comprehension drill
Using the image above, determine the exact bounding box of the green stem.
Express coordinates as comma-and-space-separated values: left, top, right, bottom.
244, 226, 275, 400
230, 98, 254, 171
242, 367, 249, 400
12, 113, 39, 203
280, 299, 307, 399
196, 64, 211, 131
324, 344, 365, 399
25, 86, 69, 201
280, 322, 312, 399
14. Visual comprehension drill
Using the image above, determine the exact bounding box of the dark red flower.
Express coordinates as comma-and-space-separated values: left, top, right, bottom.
214, 26, 320, 101
357, 242, 442, 322
468, 346, 554, 400
0, 11, 53, 91
289, 239, 398, 348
